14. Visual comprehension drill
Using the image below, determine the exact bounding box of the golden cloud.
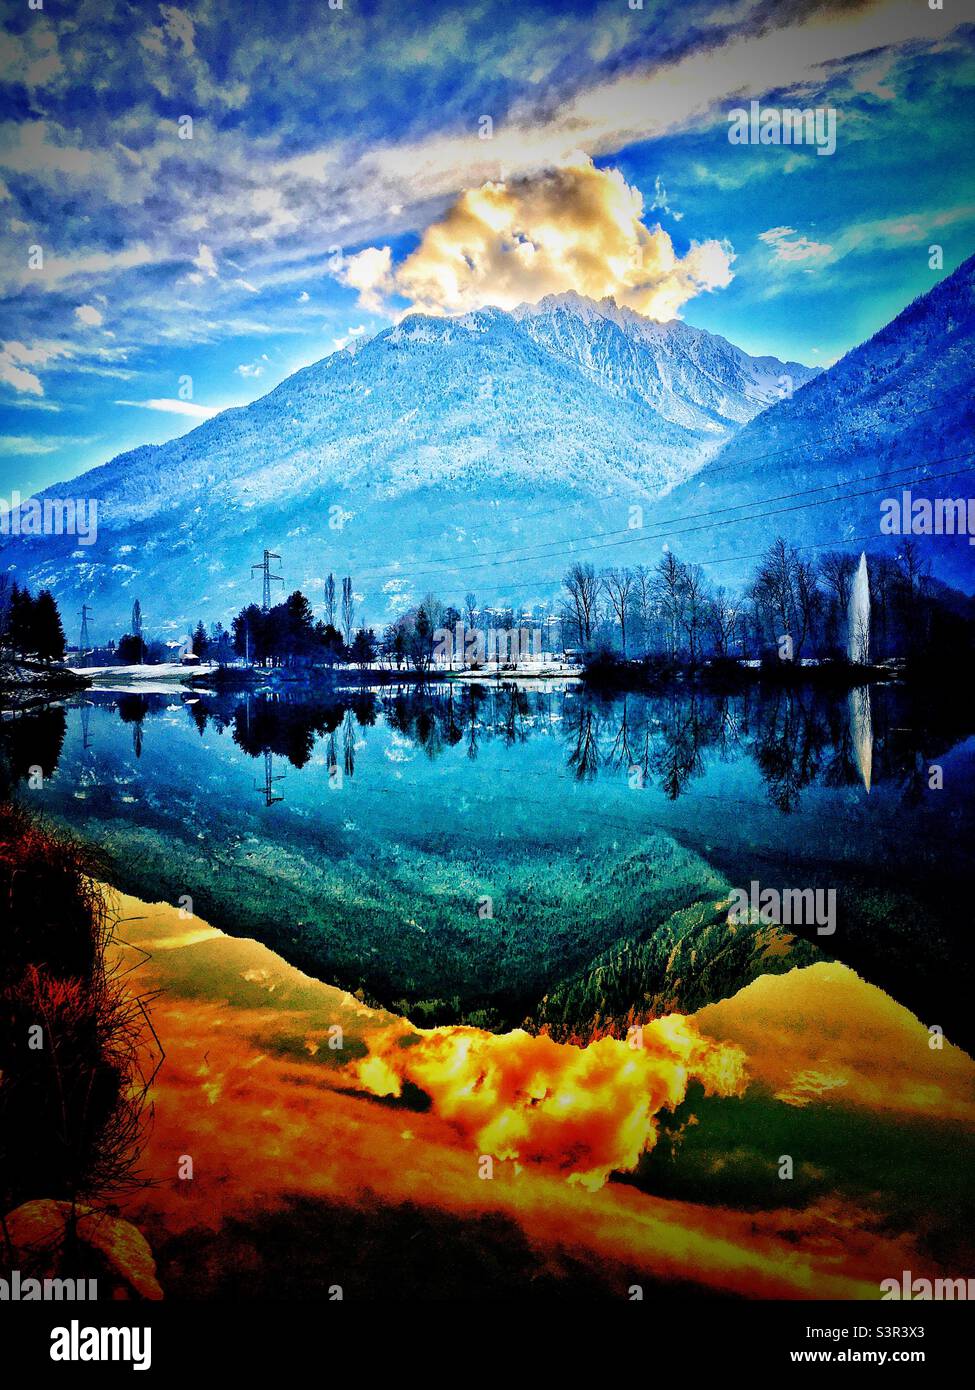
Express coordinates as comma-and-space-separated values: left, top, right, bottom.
109, 897, 973, 1298
350, 1013, 746, 1191
340, 157, 734, 320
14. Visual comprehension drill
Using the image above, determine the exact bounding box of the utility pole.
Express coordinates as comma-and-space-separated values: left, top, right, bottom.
251, 549, 283, 612
254, 749, 285, 806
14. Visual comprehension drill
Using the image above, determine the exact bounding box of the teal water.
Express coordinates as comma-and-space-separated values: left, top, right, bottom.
5, 681, 973, 1041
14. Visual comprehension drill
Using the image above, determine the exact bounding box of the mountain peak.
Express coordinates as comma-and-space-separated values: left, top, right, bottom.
13, 282, 820, 632
512, 289, 672, 332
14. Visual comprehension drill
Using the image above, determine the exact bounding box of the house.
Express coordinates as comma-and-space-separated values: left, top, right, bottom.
164, 635, 197, 665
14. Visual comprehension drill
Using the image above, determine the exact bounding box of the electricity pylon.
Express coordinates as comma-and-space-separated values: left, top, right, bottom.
254, 749, 285, 806
251, 550, 283, 612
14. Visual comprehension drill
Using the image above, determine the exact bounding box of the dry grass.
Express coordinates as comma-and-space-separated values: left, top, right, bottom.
0, 801, 152, 1224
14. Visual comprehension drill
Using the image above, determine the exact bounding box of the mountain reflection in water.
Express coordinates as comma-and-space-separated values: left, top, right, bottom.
2, 681, 973, 1048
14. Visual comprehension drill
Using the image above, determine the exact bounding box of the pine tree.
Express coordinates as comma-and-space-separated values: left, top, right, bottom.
349, 627, 377, 668
33, 590, 66, 662
9, 584, 34, 659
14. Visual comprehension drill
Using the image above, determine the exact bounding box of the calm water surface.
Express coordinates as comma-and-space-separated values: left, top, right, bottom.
5, 680, 973, 1041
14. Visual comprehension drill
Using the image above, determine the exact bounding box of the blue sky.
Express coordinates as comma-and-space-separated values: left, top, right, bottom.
1, 0, 973, 496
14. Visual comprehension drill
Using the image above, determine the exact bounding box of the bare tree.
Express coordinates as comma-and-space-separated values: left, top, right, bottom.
602, 567, 635, 655
819, 551, 857, 654
819, 551, 856, 613
707, 584, 743, 657
753, 537, 818, 657
653, 551, 687, 662
680, 562, 710, 664
562, 563, 601, 645
794, 557, 821, 657
633, 564, 655, 656
324, 573, 336, 628
897, 538, 928, 596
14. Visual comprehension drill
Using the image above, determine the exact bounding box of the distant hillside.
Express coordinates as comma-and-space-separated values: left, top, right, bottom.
1, 295, 815, 637
657, 255, 975, 591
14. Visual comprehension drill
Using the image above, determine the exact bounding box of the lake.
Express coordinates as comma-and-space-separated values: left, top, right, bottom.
4, 678, 974, 1047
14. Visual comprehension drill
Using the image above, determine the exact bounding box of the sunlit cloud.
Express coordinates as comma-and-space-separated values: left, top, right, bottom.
341, 158, 735, 320
351, 1013, 746, 1190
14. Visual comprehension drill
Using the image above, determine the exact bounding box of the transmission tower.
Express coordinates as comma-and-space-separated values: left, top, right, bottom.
79, 604, 92, 650
251, 549, 283, 612
254, 749, 285, 806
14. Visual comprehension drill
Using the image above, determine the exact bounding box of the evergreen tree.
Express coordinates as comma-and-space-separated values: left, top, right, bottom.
348, 627, 377, 668
33, 590, 66, 662
316, 621, 345, 668
117, 633, 146, 664
8, 584, 32, 658
283, 590, 316, 660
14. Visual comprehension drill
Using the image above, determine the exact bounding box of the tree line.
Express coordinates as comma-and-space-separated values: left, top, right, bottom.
560, 536, 963, 667
112, 540, 970, 678
0, 577, 66, 662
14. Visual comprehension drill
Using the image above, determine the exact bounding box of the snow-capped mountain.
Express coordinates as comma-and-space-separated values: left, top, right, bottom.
4, 295, 818, 636
659, 254, 975, 591
513, 291, 810, 432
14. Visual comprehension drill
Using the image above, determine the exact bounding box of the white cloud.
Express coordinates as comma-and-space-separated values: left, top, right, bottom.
193, 242, 218, 278
0, 433, 92, 456
74, 303, 104, 326
339, 245, 394, 314
160, 6, 196, 57
0, 339, 73, 395
0, 434, 58, 455
235, 355, 269, 378
116, 397, 219, 419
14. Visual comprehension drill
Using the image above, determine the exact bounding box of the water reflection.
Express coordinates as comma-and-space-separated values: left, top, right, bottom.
0, 681, 966, 813
849, 686, 873, 794
3, 680, 973, 1047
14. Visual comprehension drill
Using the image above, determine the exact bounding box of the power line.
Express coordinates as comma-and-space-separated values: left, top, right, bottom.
350, 395, 968, 578
352, 452, 975, 586
394, 516, 958, 605
355, 450, 975, 581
